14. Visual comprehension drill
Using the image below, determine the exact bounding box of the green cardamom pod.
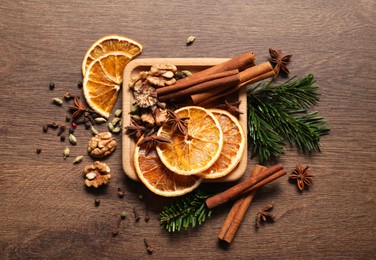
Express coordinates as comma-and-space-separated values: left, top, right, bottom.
108, 122, 115, 132
112, 117, 121, 126
52, 98, 63, 105
73, 155, 83, 164
112, 126, 121, 133
94, 117, 107, 124
186, 36, 196, 45
91, 126, 99, 136
182, 70, 193, 76
69, 134, 77, 145
130, 104, 139, 114
114, 109, 122, 117
63, 147, 70, 159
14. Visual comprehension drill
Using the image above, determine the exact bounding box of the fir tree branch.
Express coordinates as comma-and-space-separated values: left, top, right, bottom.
160, 189, 212, 232
247, 74, 330, 163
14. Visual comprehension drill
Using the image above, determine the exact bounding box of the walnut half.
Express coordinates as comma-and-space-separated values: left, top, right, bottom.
83, 161, 111, 188
87, 132, 117, 158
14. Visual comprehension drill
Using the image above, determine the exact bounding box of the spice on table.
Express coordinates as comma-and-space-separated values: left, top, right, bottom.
255, 203, 275, 228
216, 100, 243, 117
67, 96, 87, 121
77, 81, 83, 88
114, 109, 122, 117
218, 165, 266, 244
94, 117, 107, 124
144, 239, 154, 254
205, 164, 285, 209
269, 48, 292, 77
36, 148, 42, 154
121, 211, 127, 219
68, 134, 77, 145
289, 164, 314, 191
133, 207, 141, 222
52, 98, 63, 106
118, 188, 125, 198
57, 125, 66, 136
64, 92, 73, 100
73, 155, 83, 164
63, 146, 70, 159
186, 35, 196, 45
60, 135, 65, 142
94, 198, 100, 206
49, 82, 55, 90
42, 125, 48, 133
145, 208, 150, 222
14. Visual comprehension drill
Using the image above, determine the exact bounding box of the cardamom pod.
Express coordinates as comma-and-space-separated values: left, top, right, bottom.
130, 104, 139, 114
111, 117, 121, 126
108, 122, 115, 132
63, 147, 70, 159
186, 36, 196, 45
114, 109, 122, 117
73, 155, 83, 164
94, 117, 107, 124
52, 98, 63, 105
69, 134, 77, 145
112, 126, 121, 133
182, 70, 193, 76
91, 126, 99, 136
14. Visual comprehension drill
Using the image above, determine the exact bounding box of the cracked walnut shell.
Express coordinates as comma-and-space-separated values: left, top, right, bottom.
83, 161, 111, 188
87, 132, 116, 158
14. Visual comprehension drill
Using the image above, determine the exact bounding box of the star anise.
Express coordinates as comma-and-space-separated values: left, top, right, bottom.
216, 100, 243, 116
125, 118, 146, 140
67, 96, 87, 121
255, 203, 275, 228
138, 134, 171, 155
289, 164, 314, 191
165, 110, 190, 135
269, 48, 292, 77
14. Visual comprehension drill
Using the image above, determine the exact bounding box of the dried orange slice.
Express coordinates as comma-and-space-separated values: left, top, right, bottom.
156, 106, 224, 176
134, 139, 202, 197
83, 51, 132, 118
197, 109, 246, 179
82, 35, 143, 76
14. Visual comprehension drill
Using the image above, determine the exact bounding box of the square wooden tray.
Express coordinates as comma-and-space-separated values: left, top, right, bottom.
122, 58, 248, 182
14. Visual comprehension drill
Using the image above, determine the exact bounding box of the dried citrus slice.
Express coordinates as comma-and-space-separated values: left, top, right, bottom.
134, 139, 202, 197
83, 51, 132, 118
82, 35, 143, 76
156, 106, 224, 175
197, 109, 246, 179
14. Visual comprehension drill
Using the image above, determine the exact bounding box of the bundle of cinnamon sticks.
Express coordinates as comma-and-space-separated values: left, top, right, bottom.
156, 52, 276, 105
205, 163, 286, 244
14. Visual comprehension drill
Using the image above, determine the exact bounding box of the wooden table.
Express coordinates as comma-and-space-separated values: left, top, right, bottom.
1, 1, 375, 259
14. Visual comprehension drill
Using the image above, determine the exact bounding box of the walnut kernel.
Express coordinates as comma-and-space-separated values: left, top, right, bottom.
87, 132, 116, 158
83, 161, 111, 188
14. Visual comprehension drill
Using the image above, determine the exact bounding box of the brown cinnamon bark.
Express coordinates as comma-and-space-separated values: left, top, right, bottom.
205, 163, 283, 209
156, 52, 256, 96
196, 69, 275, 107
158, 71, 240, 102
218, 165, 267, 243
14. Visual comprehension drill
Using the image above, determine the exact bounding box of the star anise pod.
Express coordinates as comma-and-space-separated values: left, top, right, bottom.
269, 48, 292, 77
255, 203, 275, 228
67, 96, 87, 121
138, 134, 171, 155
165, 110, 190, 135
125, 118, 146, 140
216, 100, 243, 116
289, 164, 314, 191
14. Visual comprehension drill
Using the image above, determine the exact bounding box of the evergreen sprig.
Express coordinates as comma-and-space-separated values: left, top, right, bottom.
160, 189, 212, 232
247, 74, 330, 163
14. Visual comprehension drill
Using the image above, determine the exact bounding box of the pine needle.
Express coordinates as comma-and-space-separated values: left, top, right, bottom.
247, 74, 330, 163
160, 189, 212, 232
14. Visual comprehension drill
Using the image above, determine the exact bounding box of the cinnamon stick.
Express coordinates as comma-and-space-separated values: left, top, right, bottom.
196, 69, 276, 107
218, 165, 267, 243
156, 52, 256, 96
205, 163, 283, 209
158, 71, 240, 102
241, 168, 287, 195
156, 69, 240, 96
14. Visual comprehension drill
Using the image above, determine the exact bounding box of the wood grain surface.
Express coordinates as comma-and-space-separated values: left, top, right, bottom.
0, 0, 375, 259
